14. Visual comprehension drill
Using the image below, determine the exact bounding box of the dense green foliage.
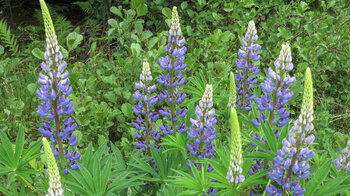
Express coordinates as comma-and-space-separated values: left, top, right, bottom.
0, 0, 349, 195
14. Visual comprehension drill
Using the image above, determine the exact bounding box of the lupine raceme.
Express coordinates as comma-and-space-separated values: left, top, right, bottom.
187, 84, 217, 195
265, 67, 315, 196
227, 108, 245, 185
253, 43, 296, 127
133, 62, 160, 154
235, 20, 261, 111
158, 7, 188, 135
334, 140, 350, 172
187, 85, 216, 163
248, 44, 296, 194
228, 72, 237, 109
37, 0, 80, 174
42, 137, 63, 196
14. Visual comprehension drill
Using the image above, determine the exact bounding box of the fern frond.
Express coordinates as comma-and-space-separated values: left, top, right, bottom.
73, 0, 94, 15
0, 18, 20, 56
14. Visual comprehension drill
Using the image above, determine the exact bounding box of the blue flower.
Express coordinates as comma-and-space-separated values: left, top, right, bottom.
38, 0, 80, 174
235, 21, 261, 111
157, 7, 188, 134
132, 62, 161, 154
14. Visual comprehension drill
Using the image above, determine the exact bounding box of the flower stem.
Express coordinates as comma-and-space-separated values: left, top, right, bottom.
52, 80, 65, 170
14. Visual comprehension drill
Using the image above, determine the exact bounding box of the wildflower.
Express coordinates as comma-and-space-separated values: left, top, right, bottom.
228, 72, 237, 108
187, 85, 216, 161
186, 85, 217, 194
266, 68, 314, 195
255, 44, 296, 127
42, 137, 63, 196
158, 7, 188, 134
37, 0, 79, 174
227, 108, 245, 185
133, 62, 160, 153
334, 140, 350, 172
235, 20, 261, 111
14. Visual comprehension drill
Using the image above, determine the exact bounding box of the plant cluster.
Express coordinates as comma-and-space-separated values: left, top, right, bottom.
0, 0, 349, 196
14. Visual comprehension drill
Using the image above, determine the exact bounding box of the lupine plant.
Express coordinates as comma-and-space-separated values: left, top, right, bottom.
266, 67, 315, 195
132, 61, 160, 154
37, 0, 80, 174
227, 108, 245, 185
42, 137, 63, 196
235, 20, 261, 111
2, 1, 350, 195
187, 84, 216, 166
248, 44, 296, 194
186, 84, 217, 195
254, 43, 296, 127
228, 72, 237, 109
334, 140, 350, 172
158, 7, 188, 135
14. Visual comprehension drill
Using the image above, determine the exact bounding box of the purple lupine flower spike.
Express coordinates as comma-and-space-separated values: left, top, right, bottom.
187, 84, 217, 194
158, 7, 188, 135
38, 0, 80, 174
132, 62, 160, 157
235, 21, 261, 111
255, 44, 296, 127
334, 140, 350, 172
265, 68, 314, 195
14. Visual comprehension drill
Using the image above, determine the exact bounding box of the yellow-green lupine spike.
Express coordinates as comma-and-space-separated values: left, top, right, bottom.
227, 108, 245, 185
170, 6, 181, 37
228, 72, 237, 108
42, 137, 63, 196
300, 67, 314, 132
40, 0, 59, 55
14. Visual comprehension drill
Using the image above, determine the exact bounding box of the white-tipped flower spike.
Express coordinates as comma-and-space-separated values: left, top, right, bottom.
244, 20, 258, 44
42, 137, 64, 196
300, 67, 314, 131
227, 108, 245, 185
170, 7, 181, 37
40, 0, 59, 63
274, 44, 293, 74
201, 84, 213, 109
228, 72, 237, 108
291, 67, 314, 136
140, 61, 152, 82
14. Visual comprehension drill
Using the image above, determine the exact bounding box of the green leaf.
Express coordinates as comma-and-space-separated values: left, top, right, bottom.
0, 131, 15, 168
108, 19, 118, 28
136, 3, 148, 17
141, 31, 153, 41
244, 152, 275, 160
31, 48, 45, 60
66, 32, 83, 52
305, 159, 332, 195
26, 83, 37, 95
148, 37, 158, 49
162, 7, 172, 18
238, 169, 270, 189
131, 0, 144, 9
0, 45, 4, 56
181, 2, 188, 10
121, 103, 133, 118
110, 6, 123, 18
14, 126, 25, 164
314, 176, 350, 196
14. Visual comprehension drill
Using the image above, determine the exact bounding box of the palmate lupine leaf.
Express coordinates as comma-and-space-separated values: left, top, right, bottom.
171, 161, 212, 195
314, 175, 350, 196
64, 143, 143, 195
0, 126, 41, 192
305, 160, 332, 196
